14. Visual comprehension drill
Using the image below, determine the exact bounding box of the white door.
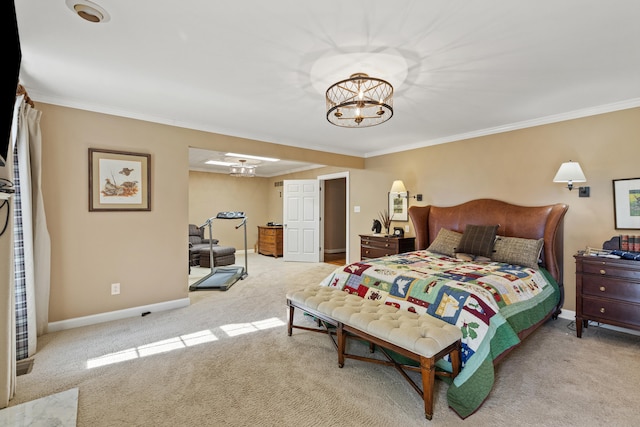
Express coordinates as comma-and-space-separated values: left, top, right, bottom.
283, 179, 319, 262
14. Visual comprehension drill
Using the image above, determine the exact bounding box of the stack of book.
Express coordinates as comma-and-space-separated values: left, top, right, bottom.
620, 235, 640, 252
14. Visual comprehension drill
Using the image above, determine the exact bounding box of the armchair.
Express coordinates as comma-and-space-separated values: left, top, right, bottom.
188, 224, 236, 271
189, 224, 218, 267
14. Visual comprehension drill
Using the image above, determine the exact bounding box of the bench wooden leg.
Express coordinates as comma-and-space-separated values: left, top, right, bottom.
337, 323, 346, 368
450, 341, 461, 378
287, 303, 294, 336
419, 356, 436, 420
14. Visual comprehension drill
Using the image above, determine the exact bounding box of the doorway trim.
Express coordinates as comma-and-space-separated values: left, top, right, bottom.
317, 171, 350, 265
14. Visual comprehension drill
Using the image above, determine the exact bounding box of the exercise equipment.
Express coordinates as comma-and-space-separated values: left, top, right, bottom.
189, 212, 248, 291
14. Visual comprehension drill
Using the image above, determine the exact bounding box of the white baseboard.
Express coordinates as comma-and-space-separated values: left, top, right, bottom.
557, 308, 575, 321
235, 249, 255, 255
557, 308, 640, 337
47, 298, 190, 333
324, 248, 346, 254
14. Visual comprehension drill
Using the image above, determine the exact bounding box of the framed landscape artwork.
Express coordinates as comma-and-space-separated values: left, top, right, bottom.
613, 177, 640, 229
89, 148, 151, 211
388, 191, 408, 222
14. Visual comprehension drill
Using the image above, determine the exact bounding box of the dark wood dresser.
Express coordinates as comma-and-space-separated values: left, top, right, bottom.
360, 234, 415, 260
574, 254, 640, 337
258, 226, 283, 257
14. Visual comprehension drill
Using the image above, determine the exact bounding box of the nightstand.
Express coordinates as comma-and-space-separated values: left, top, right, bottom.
574, 254, 640, 337
360, 234, 415, 260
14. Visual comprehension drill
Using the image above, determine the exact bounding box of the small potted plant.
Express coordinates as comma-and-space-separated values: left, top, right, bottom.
378, 209, 392, 236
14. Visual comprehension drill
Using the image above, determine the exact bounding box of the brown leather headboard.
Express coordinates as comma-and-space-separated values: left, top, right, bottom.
408, 199, 568, 284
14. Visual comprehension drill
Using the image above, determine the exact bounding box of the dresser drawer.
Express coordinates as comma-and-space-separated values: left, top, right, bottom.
581, 260, 640, 281
261, 241, 276, 251
260, 228, 278, 237
581, 275, 640, 304
361, 246, 396, 259
361, 237, 398, 250
581, 296, 640, 327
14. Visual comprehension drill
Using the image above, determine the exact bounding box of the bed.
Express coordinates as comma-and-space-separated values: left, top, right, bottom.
317, 198, 568, 418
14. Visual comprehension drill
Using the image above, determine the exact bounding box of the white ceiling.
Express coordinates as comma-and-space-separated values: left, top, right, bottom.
15, 1, 640, 175
188, 148, 322, 177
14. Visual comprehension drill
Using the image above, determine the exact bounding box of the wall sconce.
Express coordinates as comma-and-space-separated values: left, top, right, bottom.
553, 160, 590, 197
390, 180, 423, 201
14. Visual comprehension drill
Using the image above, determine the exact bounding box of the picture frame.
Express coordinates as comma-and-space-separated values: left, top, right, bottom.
388, 191, 408, 222
89, 148, 151, 211
613, 178, 640, 229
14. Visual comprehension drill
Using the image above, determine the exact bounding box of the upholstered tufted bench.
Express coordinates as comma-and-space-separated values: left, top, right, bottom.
286, 285, 462, 420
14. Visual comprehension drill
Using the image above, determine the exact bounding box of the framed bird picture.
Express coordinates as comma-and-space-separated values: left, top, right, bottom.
89, 148, 151, 211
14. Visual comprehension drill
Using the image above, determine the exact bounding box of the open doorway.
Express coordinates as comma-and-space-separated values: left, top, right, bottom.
318, 172, 349, 266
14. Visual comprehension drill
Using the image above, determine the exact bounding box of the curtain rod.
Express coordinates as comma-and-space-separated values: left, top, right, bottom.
16, 84, 35, 108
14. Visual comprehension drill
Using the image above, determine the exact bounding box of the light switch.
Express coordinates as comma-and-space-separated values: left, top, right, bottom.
354, 206, 360, 213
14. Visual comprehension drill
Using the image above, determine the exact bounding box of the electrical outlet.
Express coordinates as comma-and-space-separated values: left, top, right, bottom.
111, 283, 120, 295
404, 225, 410, 232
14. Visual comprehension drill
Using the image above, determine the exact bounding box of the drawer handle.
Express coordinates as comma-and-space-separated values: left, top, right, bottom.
599, 269, 606, 275
385, 243, 390, 247
599, 286, 606, 292
600, 307, 606, 314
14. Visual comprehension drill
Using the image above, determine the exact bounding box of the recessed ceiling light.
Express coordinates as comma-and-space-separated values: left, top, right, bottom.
65, 0, 111, 23
225, 153, 279, 162
205, 160, 234, 166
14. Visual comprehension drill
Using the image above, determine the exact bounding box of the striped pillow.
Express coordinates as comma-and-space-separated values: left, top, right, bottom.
455, 224, 498, 258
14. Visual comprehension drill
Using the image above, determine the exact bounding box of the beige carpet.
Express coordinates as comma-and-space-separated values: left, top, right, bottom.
8, 253, 640, 426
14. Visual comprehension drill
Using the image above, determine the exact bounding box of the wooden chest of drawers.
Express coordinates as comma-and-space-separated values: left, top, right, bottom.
360, 234, 415, 260
258, 226, 283, 258
574, 254, 640, 337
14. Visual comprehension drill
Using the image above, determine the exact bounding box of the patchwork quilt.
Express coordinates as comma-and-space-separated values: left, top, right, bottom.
318, 250, 561, 418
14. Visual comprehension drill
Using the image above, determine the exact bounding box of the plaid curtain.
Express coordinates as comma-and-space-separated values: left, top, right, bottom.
12, 142, 28, 361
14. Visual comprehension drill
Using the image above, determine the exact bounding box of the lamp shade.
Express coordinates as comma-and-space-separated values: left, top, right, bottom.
553, 161, 586, 183
390, 180, 407, 193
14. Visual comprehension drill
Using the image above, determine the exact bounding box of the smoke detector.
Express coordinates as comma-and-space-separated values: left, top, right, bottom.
65, 0, 110, 23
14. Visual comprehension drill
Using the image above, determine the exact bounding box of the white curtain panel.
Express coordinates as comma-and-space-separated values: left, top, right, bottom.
16, 99, 49, 342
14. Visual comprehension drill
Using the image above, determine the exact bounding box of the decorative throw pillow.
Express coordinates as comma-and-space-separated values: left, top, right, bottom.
456, 224, 499, 258
455, 253, 491, 262
492, 236, 544, 269
427, 228, 462, 257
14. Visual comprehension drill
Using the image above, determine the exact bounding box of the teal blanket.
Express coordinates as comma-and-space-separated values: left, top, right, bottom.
319, 250, 560, 418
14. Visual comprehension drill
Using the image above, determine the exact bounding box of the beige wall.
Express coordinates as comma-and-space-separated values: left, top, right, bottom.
189, 171, 270, 250
365, 108, 640, 310
38, 102, 640, 323
38, 104, 361, 322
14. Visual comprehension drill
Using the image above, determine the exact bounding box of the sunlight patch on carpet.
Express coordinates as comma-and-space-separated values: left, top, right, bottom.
86, 318, 284, 368
220, 317, 285, 337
